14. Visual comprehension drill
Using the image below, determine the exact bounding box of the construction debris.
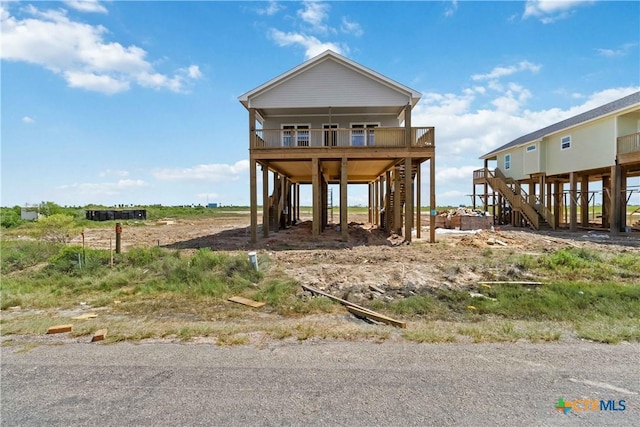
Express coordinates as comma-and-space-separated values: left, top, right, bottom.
47, 324, 73, 334
469, 292, 497, 301
436, 207, 493, 230
302, 284, 406, 328
228, 296, 265, 308
368, 284, 385, 294
91, 329, 108, 342
346, 306, 407, 329
487, 238, 508, 246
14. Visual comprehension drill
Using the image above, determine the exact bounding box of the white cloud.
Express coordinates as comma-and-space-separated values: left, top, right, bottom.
523, 0, 594, 23
411, 84, 638, 206
63, 0, 107, 14
99, 169, 130, 178
152, 160, 250, 182
445, 0, 458, 17
436, 165, 478, 182
257, 1, 283, 16
596, 43, 638, 57
472, 61, 541, 81
298, 1, 331, 34
267, 1, 356, 59
269, 29, 344, 59
196, 193, 220, 201
412, 85, 640, 164
0, 4, 201, 94
22, 116, 35, 124
58, 179, 148, 196
341, 17, 363, 37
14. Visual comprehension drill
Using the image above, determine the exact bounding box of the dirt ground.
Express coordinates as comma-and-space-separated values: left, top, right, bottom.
72, 213, 640, 302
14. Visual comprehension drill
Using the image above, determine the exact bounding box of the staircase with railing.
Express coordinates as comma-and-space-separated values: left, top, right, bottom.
382, 163, 418, 232
476, 168, 555, 230
268, 175, 291, 232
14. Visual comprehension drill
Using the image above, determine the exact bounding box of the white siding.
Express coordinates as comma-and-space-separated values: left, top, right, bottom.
250, 59, 410, 108
264, 115, 399, 130
498, 148, 527, 181
545, 118, 616, 175
523, 142, 540, 175
617, 112, 640, 136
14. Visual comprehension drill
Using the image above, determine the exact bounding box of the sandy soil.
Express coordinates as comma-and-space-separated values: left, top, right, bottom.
71, 213, 640, 302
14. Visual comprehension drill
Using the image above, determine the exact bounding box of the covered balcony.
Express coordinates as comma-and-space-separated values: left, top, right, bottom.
617, 132, 640, 164
251, 127, 434, 149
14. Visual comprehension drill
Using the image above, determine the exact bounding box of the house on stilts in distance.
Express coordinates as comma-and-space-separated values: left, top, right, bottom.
473, 91, 640, 234
239, 50, 436, 243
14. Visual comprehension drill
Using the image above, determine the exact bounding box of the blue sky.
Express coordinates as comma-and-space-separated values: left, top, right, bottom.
2, 0, 639, 208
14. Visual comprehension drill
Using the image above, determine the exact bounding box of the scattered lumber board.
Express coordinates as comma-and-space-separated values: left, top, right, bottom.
91, 329, 108, 342
302, 284, 405, 328
228, 296, 265, 308
346, 306, 406, 329
369, 284, 385, 294
71, 313, 98, 320
478, 281, 542, 285
47, 324, 73, 334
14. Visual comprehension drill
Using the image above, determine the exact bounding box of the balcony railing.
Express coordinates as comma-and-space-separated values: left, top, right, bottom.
617, 132, 640, 155
251, 127, 434, 149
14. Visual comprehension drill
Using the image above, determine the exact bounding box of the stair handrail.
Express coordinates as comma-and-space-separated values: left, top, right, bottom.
533, 195, 556, 230
486, 168, 539, 229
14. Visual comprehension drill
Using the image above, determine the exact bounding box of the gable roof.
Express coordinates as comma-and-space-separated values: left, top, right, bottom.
481, 91, 640, 159
238, 50, 421, 109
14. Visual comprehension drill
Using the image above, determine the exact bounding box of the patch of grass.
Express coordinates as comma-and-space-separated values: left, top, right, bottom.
476, 282, 640, 321
457, 324, 521, 343
574, 319, 640, 344
387, 290, 476, 320
403, 329, 457, 343
1, 240, 63, 274
250, 281, 338, 316
1, 247, 265, 313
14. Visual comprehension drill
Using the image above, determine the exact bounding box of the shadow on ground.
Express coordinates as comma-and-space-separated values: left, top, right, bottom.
163, 220, 401, 251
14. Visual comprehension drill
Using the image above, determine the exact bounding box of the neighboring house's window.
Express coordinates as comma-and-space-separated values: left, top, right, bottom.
505, 154, 511, 170
351, 123, 379, 146
282, 124, 310, 147
323, 124, 338, 146
561, 135, 571, 150
526, 144, 536, 152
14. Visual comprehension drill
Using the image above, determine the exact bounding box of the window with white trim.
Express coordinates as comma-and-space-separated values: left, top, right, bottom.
526, 144, 536, 152
282, 124, 310, 147
350, 123, 379, 146
561, 135, 571, 150
505, 154, 511, 170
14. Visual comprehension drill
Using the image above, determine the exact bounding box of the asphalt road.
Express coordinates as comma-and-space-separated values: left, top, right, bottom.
1, 341, 638, 426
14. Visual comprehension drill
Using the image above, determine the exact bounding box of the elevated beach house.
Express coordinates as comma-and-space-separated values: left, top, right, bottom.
239, 50, 436, 243
473, 91, 640, 234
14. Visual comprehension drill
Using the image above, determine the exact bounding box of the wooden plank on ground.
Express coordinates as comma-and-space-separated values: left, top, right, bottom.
302, 284, 406, 328
302, 284, 376, 313
71, 313, 98, 320
478, 281, 543, 285
47, 324, 73, 334
346, 306, 407, 329
91, 329, 108, 342
228, 296, 265, 308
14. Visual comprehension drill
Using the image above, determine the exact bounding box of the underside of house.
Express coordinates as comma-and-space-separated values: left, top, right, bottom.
473, 93, 640, 234
239, 51, 436, 244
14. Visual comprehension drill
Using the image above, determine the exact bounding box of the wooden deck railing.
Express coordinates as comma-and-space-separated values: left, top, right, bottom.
617, 132, 640, 155
252, 127, 434, 149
